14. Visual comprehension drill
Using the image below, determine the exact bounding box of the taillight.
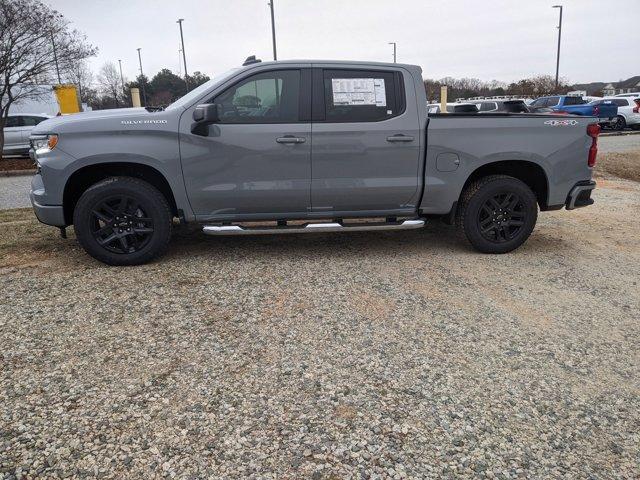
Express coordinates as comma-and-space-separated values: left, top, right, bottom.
633, 100, 640, 113
593, 105, 600, 117
587, 123, 600, 168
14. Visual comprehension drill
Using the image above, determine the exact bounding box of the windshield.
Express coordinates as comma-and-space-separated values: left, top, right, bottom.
165, 68, 242, 111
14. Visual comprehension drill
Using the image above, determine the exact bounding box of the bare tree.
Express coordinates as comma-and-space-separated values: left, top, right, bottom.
0, 0, 96, 153
97, 62, 122, 108
65, 59, 93, 104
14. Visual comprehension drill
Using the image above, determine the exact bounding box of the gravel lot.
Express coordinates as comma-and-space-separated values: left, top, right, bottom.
1, 173, 639, 479
0, 175, 31, 209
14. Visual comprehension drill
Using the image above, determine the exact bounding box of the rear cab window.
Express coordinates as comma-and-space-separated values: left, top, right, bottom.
319, 69, 405, 122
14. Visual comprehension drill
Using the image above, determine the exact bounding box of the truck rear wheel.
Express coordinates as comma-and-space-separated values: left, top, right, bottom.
456, 175, 537, 254
73, 177, 172, 266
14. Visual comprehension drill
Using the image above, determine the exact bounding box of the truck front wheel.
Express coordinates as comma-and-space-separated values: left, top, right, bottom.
456, 175, 538, 254
73, 176, 173, 266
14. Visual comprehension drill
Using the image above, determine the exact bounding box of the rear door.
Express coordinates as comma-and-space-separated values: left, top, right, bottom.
310, 67, 421, 215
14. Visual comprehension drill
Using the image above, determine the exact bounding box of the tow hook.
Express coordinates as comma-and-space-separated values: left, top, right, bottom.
59, 227, 67, 239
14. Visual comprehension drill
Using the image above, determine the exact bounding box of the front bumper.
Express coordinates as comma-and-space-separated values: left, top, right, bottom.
30, 193, 66, 227
30, 173, 66, 226
565, 180, 596, 210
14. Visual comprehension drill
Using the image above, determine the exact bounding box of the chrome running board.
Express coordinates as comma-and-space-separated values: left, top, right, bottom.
202, 219, 425, 236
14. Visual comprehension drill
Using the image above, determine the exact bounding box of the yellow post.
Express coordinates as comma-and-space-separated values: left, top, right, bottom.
53, 85, 80, 114
130, 88, 141, 108
440, 85, 448, 114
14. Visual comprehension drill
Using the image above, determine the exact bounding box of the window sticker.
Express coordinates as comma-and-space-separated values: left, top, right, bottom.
331, 78, 386, 107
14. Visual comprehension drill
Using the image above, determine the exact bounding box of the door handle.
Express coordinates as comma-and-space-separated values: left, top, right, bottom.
386, 134, 415, 142
387, 133, 413, 142
276, 135, 306, 144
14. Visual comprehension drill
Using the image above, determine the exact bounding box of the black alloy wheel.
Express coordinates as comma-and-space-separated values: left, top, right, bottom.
73, 177, 172, 265
477, 192, 526, 243
456, 175, 538, 254
90, 195, 155, 254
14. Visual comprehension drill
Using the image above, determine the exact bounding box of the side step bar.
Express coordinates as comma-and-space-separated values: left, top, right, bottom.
202, 219, 425, 236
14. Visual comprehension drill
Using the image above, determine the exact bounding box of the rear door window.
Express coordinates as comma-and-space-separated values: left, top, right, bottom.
547, 96, 560, 107
564, 97, 586, 106
321, 69, 402, 122
612, 99, 629, 107
478, 102, 498, 112
22, 116, 47, 126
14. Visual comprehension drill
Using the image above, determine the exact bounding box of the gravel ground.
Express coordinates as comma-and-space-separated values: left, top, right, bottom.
1, 174, 639, 479
0, 175, 31, 209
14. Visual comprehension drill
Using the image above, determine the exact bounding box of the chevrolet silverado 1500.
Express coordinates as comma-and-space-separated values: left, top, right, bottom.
30, 59, 599, 265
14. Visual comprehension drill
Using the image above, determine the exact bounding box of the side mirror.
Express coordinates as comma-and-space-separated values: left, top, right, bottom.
191, 103, 220, 136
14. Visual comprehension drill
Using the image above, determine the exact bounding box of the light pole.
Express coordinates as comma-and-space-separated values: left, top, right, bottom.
176, 19, 189, 90
552, 5, 563, 90
389, 42, 397, 63
268, 0, 277, 60
137, 48, 147, 106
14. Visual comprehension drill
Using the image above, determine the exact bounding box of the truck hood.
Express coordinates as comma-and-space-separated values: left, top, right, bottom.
32, 107, 150, 134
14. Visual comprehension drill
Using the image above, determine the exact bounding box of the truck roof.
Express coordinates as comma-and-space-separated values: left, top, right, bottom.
240, 58, 421, 72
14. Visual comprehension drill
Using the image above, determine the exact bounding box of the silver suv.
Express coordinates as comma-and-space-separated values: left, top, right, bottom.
3, 113, 51, 155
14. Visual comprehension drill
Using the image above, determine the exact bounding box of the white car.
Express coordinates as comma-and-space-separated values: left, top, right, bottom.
614, 92, 640, 99
604, 97, 640, 130
2, 113, 51, 155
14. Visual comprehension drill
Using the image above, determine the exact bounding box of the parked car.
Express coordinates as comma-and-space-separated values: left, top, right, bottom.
473, 99, 530, 113
614, 92, 640, 99
2, 113, 51, 156
427, 103, 479, 113
599, 97, 640, 130
29, 58, 599, 265
529, 95, 618, 126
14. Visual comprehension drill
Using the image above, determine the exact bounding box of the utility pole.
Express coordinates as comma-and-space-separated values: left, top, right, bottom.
552, 5, 563, 90
136, 48, 147, 106
177, 19, 189, 90
51, 32, 61, 84
268, 0, 278, 60
389, 42, 397, 63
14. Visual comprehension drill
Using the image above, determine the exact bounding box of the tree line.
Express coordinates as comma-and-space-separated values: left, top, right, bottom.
69, 60, 211, 110
424, 75, 576, 102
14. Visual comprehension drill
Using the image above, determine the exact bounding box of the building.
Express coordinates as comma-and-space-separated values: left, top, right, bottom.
602, 76, 640, 96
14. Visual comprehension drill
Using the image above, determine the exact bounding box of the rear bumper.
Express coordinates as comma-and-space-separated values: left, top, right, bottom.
565, 180, 596, 210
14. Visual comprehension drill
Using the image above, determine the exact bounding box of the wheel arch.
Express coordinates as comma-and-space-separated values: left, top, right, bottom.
461, 160, 550, 210
63, 162, 178, 225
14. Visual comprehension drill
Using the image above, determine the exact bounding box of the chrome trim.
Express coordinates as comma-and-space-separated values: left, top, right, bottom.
202, 219, 425, 236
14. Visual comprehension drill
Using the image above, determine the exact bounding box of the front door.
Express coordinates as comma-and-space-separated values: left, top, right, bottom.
310, 68, 421, 215
179, 69, 311, 219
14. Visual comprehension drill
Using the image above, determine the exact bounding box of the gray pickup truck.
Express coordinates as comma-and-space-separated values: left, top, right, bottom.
29, 58, 599, 265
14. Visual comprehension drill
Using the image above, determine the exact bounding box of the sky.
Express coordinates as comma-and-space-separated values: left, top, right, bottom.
49, 0, 639, 86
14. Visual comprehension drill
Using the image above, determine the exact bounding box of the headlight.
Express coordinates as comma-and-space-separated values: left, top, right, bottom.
30, 134, 58, 154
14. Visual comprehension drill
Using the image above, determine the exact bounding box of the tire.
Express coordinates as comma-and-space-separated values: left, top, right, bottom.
73, 176, 172, 266
613, 115, 626, 131
455, 175, 538, 254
